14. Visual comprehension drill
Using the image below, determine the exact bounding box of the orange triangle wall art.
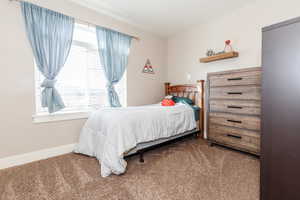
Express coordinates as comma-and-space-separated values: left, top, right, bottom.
142, 59, 154, 74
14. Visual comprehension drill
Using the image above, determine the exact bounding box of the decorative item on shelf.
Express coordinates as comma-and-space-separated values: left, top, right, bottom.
224, 40, 233, 52
142, 59, 154, 74
206, 49, 215, 57
200, 39, 239, 63
216, 51, 225, 55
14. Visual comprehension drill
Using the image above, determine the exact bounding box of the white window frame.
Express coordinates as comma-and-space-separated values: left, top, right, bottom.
32, 22, 127, 123
32, 110, 91, 123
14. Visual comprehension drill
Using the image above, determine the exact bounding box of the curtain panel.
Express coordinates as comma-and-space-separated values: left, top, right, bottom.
21, 2, 74, 113
96, 27, 132, 107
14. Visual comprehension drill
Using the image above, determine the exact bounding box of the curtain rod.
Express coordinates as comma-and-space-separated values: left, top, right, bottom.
9, 0, 140, 41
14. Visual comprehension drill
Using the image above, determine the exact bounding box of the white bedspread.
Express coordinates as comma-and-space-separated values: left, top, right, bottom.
74, 103, 196, 177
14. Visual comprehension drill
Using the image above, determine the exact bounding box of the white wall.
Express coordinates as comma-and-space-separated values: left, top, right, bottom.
0, 0, 166, 158
167, 0, 300, 84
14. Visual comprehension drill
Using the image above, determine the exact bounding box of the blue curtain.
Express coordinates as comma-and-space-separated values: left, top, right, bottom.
21, 2, 74, 113
96, 27, 132, 107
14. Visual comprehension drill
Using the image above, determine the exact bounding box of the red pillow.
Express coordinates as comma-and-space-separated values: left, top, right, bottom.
161, 99, 175, 106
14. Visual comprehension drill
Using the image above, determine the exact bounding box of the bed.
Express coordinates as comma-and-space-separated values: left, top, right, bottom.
74, 80, 205, 177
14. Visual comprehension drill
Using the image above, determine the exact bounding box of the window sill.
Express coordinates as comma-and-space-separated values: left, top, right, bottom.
32, 111, 91, 123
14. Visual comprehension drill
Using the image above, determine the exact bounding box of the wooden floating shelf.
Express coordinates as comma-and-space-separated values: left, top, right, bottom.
200, 51, 239, 63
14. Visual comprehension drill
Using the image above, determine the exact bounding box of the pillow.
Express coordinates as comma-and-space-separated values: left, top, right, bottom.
172, 96, 194, 105
161, 99, 175, 106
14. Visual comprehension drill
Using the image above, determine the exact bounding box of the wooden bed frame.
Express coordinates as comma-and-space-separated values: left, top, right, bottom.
125, 80, 205, 163
165, 80, 205, 136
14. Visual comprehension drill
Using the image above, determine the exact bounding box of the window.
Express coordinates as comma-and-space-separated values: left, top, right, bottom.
34, 23, 127, 117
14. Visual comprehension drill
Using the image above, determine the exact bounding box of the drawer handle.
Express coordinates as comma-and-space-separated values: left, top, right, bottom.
227, 105, 243, 109
227, 92, 243, 95
227, 77, 243, 81
227, 119, 242, 123
226, 134, 242, 139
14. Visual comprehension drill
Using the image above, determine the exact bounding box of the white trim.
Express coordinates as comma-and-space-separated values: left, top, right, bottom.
0, 144, 77, 170
204, 129, 208, 139
33, 111, 90, 123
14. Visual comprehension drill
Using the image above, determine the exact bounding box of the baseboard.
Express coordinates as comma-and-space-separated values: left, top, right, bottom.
203, 129, 208, 139
0, 143, 77, 170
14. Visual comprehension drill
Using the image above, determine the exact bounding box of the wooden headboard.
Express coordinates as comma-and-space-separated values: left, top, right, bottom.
164, 80, 205, 136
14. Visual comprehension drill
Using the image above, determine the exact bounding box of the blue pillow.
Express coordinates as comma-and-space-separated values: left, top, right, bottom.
172, 96, 194, 105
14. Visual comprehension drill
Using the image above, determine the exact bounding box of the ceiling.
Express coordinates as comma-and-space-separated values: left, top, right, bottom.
69, 0, 255, 37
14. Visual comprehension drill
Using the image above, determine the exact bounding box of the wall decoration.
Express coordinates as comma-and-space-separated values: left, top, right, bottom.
205, 40, 235, 57
142, 59, 154, 74
200, 40, 239, 63
224, 40, 233, 52
206, 49, 215, 57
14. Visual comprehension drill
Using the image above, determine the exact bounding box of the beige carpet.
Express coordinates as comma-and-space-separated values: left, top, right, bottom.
0, 139, 259, 200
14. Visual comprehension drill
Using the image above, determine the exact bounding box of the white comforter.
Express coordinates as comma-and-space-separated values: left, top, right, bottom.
74, 103, 196, 177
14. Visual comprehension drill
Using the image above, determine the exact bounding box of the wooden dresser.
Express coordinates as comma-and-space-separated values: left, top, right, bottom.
207, 67, 261, 155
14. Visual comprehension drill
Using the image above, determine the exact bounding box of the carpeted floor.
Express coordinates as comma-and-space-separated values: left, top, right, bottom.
0, 139, 259, 200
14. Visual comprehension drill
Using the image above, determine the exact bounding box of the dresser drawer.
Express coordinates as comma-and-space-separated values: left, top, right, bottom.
209, 70, 261, 87
210, 100, 261, 115
210, 86, 261, 100
209, 112, 260, 131
209, 124, 260, 154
